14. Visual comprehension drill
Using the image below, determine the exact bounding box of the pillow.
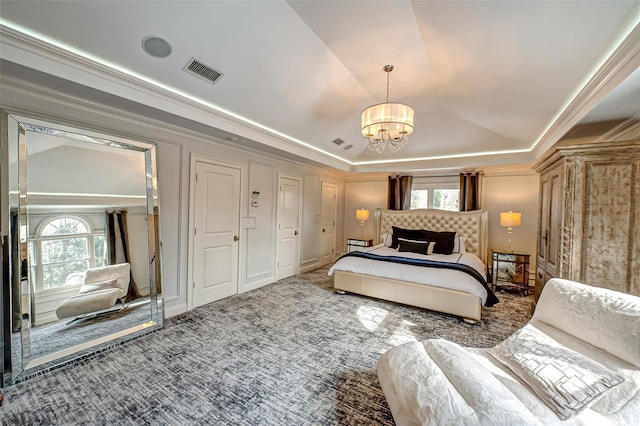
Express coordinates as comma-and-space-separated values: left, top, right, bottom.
78, 278, 119, 294
398, 239, 435, 255
390, 226, 428, 249
453, 236, 466, 253
424, 230, 456, 255
380, 233, 393, 247
488, 325, 625, 420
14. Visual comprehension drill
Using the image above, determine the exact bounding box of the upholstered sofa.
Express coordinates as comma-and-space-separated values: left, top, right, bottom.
56, 263, 131, 320
377, 278, 640, 425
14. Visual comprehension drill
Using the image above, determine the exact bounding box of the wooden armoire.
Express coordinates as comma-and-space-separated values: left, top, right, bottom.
533, 139, 640, 305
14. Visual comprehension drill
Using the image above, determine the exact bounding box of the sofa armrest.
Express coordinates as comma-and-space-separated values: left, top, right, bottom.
532, 278, 640, 368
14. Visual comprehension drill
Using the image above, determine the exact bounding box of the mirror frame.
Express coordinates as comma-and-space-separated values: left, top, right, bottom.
1, 110, 164, 386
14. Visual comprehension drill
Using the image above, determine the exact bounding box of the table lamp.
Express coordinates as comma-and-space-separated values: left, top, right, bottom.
356, 208, 370, 238
500, 211, 521, 252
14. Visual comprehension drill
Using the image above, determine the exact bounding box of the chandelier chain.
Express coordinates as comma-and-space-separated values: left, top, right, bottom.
386, 69, 390, 103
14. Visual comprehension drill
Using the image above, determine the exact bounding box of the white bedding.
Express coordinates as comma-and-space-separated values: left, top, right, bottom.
328, 245, 489, 304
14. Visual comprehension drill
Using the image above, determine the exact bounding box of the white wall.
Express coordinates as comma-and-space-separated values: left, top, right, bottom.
244, 160, 276, 290
26, 143, 146, 196
1, 78, 347, 319
301, 173, 321, 269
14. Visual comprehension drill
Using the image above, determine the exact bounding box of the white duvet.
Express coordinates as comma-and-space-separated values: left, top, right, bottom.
328, 245, 489, 304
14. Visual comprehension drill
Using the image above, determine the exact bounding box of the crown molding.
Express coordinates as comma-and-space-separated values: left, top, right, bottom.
531, 19, 640, 160
598, 115, 640, 141
0, 24, 352, 171
0, 75, 350, 180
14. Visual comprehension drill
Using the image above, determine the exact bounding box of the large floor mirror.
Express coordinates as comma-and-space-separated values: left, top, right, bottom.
1, 111, 164, 385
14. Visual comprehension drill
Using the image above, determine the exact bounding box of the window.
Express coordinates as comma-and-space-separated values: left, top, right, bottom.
30, 216, 106, 292
410, 177, 460, 211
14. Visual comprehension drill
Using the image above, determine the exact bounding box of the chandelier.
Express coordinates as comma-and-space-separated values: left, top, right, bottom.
361, 65, 414, 154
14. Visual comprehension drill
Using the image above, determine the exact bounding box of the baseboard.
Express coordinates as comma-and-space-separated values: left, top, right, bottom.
164, 302, 187, 319
300, 262, 326, 273
34, 312, 58, 326
241, 277, 275, 293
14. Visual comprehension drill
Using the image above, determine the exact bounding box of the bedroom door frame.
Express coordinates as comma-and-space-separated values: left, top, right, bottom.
187, 154, 245, 311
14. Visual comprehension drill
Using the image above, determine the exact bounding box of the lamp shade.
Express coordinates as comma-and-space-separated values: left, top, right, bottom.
361, 103, 415, 141
356, 209, 370, 221
500, 211, 522, 227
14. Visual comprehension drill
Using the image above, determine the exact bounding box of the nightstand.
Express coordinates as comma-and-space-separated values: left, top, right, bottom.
347, 238, 373, 253
489, 250, 530, 296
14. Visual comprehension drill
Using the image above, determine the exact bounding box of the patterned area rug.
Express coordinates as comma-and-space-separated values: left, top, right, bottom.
1, 266, 533, 425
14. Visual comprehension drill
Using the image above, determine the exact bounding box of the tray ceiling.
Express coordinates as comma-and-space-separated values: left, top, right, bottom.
1, 1, 639, 172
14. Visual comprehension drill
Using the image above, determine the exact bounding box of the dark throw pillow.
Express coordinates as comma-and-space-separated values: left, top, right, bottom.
424, 230, 456, 254
397, 239, 430, 255
390, 226, 428, 249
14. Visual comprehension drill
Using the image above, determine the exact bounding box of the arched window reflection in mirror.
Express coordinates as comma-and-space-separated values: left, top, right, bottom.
30, 215, 106, 292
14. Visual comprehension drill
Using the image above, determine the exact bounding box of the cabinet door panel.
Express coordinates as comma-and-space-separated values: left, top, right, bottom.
547, 170, 562, 273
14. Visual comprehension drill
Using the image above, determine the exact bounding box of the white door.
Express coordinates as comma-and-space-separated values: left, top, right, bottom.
320, 181, 337, 265
276, 176, 301, 280
192, 161, 241, 307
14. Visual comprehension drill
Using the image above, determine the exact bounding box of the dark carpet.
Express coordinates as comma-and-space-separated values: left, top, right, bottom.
0, 266, 533, 425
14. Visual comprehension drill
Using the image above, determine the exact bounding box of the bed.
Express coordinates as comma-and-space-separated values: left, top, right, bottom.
329, 208, 493, 323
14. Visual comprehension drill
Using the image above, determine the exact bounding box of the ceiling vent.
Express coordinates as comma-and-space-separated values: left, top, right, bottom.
332, 138, 345, 146
183, 57, 223, 85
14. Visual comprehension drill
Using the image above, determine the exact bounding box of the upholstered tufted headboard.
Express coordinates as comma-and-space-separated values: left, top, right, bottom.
374, 209, 489, 264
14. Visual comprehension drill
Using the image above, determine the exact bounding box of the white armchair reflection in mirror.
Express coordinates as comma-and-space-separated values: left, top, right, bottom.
0, 111, 164, 385
56, 262, 130, 321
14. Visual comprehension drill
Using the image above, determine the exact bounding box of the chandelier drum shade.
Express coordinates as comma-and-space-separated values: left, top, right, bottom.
361, 65, 414, 154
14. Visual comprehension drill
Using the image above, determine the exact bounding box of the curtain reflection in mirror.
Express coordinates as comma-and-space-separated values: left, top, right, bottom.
105, 210, 140, 300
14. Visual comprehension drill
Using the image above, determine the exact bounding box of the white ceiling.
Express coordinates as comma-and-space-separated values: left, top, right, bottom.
1, 1, 639, 173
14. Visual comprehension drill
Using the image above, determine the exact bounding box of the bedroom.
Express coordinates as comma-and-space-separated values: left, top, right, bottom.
1, 1, 639, 424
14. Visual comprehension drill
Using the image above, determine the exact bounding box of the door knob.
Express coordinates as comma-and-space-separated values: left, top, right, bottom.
233, 235, 239, 242
322, 228, 326, 232
294, 230, 298, 236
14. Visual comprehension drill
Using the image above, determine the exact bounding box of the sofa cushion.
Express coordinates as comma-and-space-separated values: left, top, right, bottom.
84, 263, 131, 295
489, 324, 625, 420
78, 278, 119, 294
56, 288, 122, 319
533, 278, 640, 368
377, 339, 540, 425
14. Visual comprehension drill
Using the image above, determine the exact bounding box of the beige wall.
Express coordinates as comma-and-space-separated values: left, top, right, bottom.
481, 167, 540, 282
342, 168, 540, 282
344, 178, 387, 249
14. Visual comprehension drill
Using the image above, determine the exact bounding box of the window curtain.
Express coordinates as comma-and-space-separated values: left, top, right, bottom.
388, 175, 413, 210
459, 172, 481, 211
105, 210, 139, 300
